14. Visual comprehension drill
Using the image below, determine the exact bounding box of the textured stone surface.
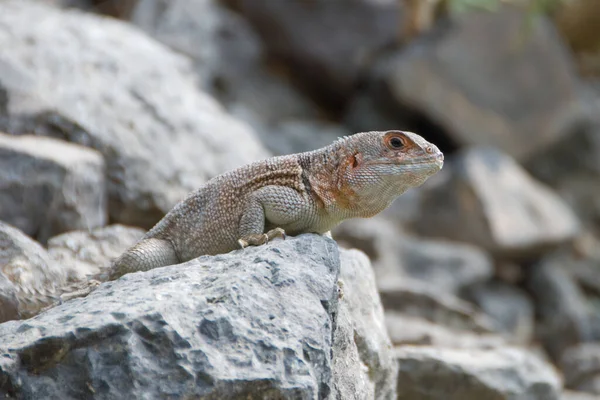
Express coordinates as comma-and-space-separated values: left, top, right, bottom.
336, 249, 397, 399
0, 133, 106, 243
0, 0, 268, 229
414, 147, 580, 258
373, 5, 586, 160
47, 225, 145, 280
395, 346, 562, 400
0, 234, 396, 399
0, 222, 66, 321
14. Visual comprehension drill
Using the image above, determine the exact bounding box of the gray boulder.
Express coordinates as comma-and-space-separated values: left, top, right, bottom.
47, 224, 145, 280
560, 343, 600, 395
0, 0, 268, 229
528, 252, 594, 359
130, 0, 347, 156
335, 218, 493, 295
413, 147, 580, 258
463, 281, 535, 345
395, 346, 562, 400
0, 234, 396, 399
0, 133, 106, 243
371, 5, 587, 160
232, 0, 401, 110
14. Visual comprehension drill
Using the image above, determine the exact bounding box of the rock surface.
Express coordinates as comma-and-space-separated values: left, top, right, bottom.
528, 253, 594, 359
560, 343, 600, 395
0, 133, 106, 243
336, 249, 397, 399
0, 234, 397, 399
232, 0, 402, 110
0, 0, 268, 229
414, 147, 580, 258
0, 222, 66, 320
335, 218, 493, 295
372, 5, 586, 160
47, 225, 144, 280
463, 281, 535, 345
394, 346, 562, 400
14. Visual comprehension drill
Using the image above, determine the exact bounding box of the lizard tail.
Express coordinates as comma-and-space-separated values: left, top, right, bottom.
109, 238, 179, 280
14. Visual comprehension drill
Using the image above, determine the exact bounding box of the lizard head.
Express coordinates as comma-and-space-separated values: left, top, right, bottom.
338, 130, 443, 209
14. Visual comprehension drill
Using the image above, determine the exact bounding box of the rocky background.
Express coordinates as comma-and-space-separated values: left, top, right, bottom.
0, 0, 599, 399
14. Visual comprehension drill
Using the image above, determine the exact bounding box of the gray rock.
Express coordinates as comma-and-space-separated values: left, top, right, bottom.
233, 0, 401, 110
378, 279, 497, 334
0, 234, 396, 399
372, 5, 586, 160
526, 85, 600, 223
335, 218, 493, 295
0, 222, 67, 320
0, 0, 268, 229
528, 253, 594, 359
336, 249, 397, 399
131, 0, 346, 157
0, 273, 19, 323
47, 225, 145, 280
463, 281, 535, 345
560, 343, 600, 395
413, 147, 580, 258
385, 312, 506, 349
562, 390, 600, 400
394, 346, 562, 400
0, 133, 106, 243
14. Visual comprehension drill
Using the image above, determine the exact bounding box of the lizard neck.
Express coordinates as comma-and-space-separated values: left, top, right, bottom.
301, 139, 401, 220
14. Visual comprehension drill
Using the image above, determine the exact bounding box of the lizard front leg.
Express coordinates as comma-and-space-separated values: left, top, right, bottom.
237, 186, 308, 248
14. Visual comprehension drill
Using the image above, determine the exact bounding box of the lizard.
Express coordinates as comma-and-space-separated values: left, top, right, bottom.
107, 130, 443, 280
6, 130, 443, 318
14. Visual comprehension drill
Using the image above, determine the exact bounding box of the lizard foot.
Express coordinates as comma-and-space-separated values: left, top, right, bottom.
238, 228, 287, 248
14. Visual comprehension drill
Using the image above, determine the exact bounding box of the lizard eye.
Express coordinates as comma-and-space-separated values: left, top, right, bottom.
387, 136, 406, 149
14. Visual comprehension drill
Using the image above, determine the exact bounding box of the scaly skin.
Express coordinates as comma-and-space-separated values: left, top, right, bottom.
109, 130, 444, 279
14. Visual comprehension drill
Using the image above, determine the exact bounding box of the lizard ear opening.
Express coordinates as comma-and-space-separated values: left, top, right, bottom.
351, 152, 363, 168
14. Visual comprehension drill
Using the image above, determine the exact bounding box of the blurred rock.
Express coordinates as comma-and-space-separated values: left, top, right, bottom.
385, 312, 506, 349
335, 218, 493, 295
379, 279, 496, 334
413, 147, 580, 258
526, 90, 600, 224
0, 273, 19, 323
371, 5, 586, 160
0, 222, 67, 321
394, 346, 562, 400
0, 0, 268, 229
231, 0, 402, 111
0, 133, 106, 243
0, 234, 396, 399
37, 0, 137, 18
463, 281, 534, 345
563, 391, 600, 400
528, 253, 594, 359
560, 343, 600, 395
47, 225, 144, 280
131, 0, 346, 156
336, 249, 397, 399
